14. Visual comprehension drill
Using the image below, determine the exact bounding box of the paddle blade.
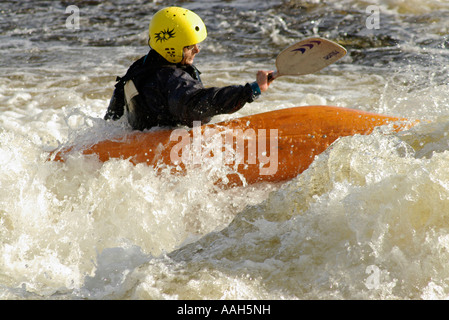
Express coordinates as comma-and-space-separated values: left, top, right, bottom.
275, 37, 347, 77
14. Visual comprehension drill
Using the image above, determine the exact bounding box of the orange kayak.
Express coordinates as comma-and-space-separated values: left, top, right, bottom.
52, 106, 413, 186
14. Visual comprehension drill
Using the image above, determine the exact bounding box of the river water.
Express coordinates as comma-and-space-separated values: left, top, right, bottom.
1, 0, 449, 300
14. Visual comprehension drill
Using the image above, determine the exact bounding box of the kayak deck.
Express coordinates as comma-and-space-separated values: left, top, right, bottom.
52, 106, 413, 186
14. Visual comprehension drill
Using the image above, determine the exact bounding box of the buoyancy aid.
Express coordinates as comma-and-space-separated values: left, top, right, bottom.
104, 50, 259, 131
104, 50, 202, 127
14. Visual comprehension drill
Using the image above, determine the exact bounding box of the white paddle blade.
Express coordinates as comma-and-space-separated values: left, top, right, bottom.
275, 37, 347, 77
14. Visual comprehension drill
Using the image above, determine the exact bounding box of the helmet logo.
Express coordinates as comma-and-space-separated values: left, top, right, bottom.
154, 28, 176, 43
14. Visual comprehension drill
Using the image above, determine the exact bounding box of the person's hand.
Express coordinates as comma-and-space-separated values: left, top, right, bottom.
256, 70, 274, 92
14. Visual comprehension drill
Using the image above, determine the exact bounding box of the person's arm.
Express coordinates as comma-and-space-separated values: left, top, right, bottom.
162, 68, 268, 127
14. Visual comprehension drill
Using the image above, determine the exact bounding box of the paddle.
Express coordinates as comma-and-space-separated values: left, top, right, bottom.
268, 37, 347, 81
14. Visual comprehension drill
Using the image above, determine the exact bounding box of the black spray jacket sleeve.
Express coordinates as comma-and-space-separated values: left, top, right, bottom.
159, 67, 256, 127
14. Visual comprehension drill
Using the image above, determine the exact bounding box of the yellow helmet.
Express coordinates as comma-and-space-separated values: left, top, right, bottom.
149, 7, 207, 64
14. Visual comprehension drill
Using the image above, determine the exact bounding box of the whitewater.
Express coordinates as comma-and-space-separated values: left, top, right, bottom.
1, 0, 449, 300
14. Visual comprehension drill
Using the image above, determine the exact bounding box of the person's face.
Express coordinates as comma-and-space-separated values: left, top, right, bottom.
181, 44, 200, 65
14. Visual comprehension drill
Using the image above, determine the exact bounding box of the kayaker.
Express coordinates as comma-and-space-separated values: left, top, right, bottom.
104, 6, 273, 131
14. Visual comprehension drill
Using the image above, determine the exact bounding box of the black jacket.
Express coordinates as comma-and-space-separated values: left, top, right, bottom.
104, 49, 259, 131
